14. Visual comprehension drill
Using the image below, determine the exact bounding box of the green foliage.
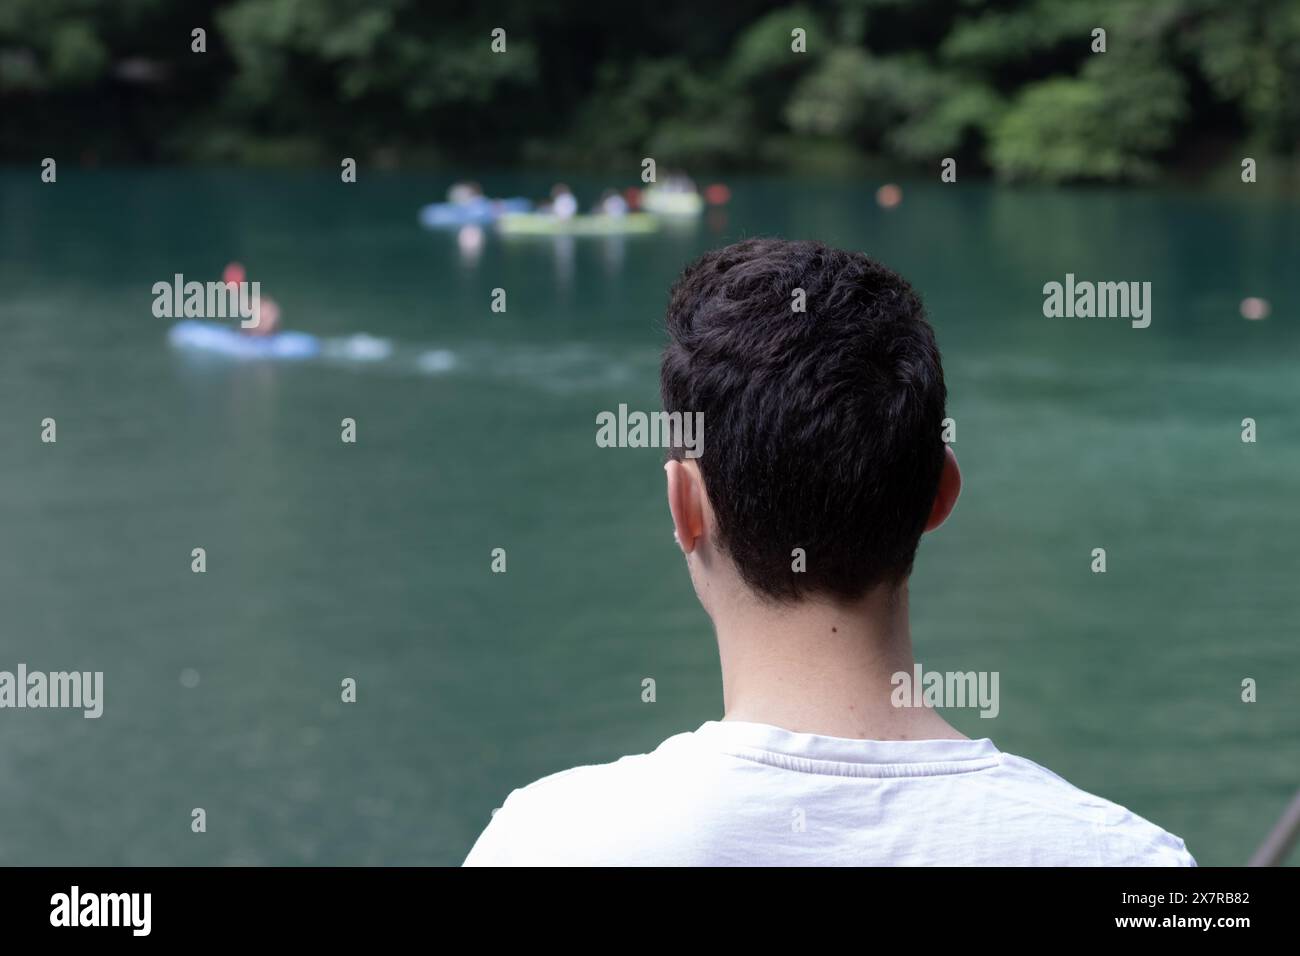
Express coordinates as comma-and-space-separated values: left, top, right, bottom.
0, 0, 1296, 181
548, 58, 745, 168
785, 46, 1001, 163
941, 0, 1105, 68
727, 5, 826, 82
48, 20, 108, 86
1180, 0, 1300, 151
214, 0, 540, 156
990, 57, 1189, 182
890, 84, 1006, 161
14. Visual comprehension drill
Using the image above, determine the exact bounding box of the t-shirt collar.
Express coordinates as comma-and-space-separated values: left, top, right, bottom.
691, 719, 1002, 778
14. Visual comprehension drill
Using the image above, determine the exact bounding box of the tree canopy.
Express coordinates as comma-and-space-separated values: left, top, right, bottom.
1, 0, 1296, 181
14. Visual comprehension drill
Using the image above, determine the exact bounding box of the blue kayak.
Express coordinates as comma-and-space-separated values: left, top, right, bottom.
168, 320, 320, 359
418, 197, 532, 228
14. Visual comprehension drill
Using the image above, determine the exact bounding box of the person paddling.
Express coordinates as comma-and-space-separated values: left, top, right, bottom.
223, 262, 281, 337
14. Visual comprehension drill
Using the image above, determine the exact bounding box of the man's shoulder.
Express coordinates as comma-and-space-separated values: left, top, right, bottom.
496, 733, 712, 816
464, 731, 1197, 866
500, 753, 658, 808
463, 731, 710, 865
993, 751, 1196, 866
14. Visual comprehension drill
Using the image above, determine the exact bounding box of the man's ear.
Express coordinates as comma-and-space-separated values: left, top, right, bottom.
924, 445, 962, 533
665, 458, 706, 553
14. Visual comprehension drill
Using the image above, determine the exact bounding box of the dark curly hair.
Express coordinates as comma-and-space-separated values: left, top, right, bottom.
661, 238, 948, 603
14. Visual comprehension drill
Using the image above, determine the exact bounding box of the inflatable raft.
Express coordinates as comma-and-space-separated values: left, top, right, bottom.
167, 320, 321, 359
418, 197, 532, 228
497, 212, 659, 237
640, 188, 704, 216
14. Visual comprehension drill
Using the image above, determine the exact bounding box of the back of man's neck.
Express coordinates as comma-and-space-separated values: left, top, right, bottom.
712, 584, 967, 741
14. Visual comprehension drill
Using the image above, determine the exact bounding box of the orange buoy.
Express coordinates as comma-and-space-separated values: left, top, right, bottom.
876, 184, 902, 209
704, 183, 731, 205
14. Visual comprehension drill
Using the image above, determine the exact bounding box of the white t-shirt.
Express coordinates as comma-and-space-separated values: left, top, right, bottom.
464, 720, 1195, 866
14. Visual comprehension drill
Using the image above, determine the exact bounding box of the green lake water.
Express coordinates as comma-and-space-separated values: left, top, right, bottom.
0, 168, 1296, 865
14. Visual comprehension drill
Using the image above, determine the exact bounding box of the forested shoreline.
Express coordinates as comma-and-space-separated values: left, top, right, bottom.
2, 0, 1296, 183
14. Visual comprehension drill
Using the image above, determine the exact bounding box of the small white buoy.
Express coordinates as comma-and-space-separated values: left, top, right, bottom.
1240, 297, 1270, 320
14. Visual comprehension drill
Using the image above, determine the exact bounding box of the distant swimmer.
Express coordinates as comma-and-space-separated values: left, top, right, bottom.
223, 261, 281, 337
549, 183, 578, 219
641, 174, 704, 217
248, 297, 281, 337
448, 181, 484, 204
662, 171, 697, 194
598, 188, 628, 217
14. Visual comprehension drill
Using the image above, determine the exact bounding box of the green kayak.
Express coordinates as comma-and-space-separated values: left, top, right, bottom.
497, 212, 659, 236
